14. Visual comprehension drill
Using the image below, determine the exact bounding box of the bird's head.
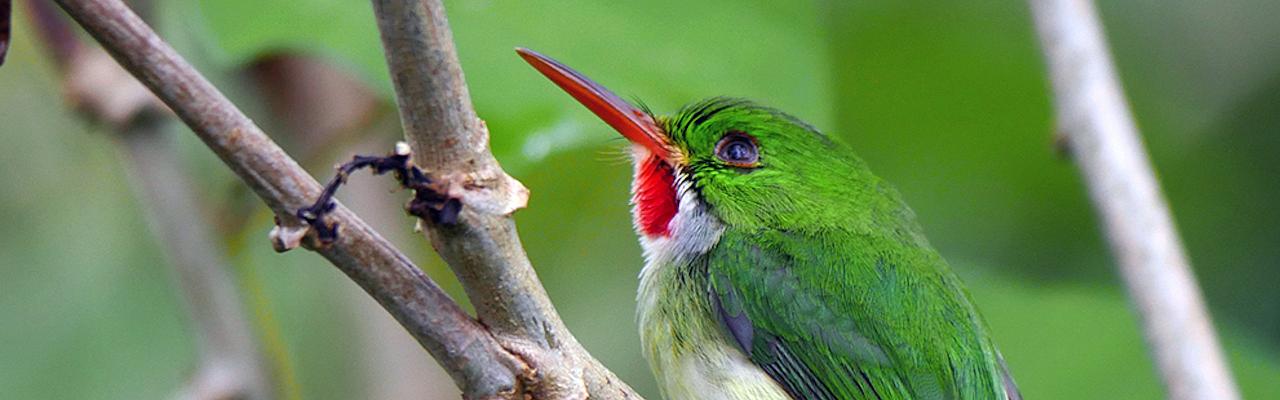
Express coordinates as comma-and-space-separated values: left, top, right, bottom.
518, 49, 882, 241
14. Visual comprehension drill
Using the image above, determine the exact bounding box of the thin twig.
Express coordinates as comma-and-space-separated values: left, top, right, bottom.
1028, 1, 1240, 399
295, 145, 462, 244
369, 0, 640, 398
240, 57, 445, 398
52, 0, 526, 396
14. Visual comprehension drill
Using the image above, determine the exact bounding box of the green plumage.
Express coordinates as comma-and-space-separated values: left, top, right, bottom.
638, 98, 1018, 399
516, 47, 1016, 399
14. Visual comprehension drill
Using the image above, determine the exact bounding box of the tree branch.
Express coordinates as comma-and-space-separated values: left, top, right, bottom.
1028, 1, 1240, 399
242, 54, 450, 398
52, 0, 526, 397
368, 0, 640, 398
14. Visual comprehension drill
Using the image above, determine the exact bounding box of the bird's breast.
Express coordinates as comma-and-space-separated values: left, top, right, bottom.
631, 156, 787, 398
637, 256, 790, 400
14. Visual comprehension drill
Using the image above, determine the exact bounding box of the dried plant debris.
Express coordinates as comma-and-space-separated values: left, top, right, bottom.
295, 142, 461, 246
1, 0, 11, 66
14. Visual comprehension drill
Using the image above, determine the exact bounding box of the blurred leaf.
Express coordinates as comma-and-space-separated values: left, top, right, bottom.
965, 270, 1280, 400
823, 1, 1104, 281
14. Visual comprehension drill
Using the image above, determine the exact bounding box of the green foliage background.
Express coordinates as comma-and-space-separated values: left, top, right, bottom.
1, 1, 1278, 399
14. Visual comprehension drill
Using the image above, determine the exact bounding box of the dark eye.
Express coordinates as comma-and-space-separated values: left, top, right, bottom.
715, 131, 759, 167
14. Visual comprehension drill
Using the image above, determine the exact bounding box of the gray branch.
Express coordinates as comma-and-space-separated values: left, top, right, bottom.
53, 0, 527, 397
1028, 1, 1239, 399
367, 0, 640, 398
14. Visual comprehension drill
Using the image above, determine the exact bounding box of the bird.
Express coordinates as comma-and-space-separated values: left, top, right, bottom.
517, 48, 1020, 400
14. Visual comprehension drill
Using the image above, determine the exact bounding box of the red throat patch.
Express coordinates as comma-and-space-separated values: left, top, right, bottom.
633, 156, 678, 237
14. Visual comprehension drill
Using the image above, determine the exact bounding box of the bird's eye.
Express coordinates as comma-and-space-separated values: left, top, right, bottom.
715, 131, 759, 168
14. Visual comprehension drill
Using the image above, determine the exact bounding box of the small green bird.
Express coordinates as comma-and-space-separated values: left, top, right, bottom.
518, 48, 1020, 400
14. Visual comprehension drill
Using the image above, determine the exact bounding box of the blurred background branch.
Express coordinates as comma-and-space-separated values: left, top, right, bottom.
120, 116, 273, 400
23, 0, 271, 398
1029, 1, 1240, 399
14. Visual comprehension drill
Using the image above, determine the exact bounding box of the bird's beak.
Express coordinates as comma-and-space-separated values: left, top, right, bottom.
516, 48, 670, 159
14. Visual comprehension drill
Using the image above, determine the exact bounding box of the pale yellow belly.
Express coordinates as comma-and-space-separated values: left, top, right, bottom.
637, 263, 790, 400
645, 332, 791, 400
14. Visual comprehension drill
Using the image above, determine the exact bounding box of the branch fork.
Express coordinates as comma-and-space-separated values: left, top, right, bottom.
55, 0, 637, 396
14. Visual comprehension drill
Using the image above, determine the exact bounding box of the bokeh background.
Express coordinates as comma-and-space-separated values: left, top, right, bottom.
2, 1, 1279, 399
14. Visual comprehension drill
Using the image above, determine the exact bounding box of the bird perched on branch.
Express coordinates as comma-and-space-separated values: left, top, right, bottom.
518, 48, 1020, 400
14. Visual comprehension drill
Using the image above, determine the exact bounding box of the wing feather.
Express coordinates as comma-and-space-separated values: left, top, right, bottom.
708, 229, 1014, 400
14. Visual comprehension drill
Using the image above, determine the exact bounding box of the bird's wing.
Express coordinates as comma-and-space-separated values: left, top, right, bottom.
707, 229, 1011, 400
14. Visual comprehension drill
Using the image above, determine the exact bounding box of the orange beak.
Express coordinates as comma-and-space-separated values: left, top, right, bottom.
516, 48, 670, 158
